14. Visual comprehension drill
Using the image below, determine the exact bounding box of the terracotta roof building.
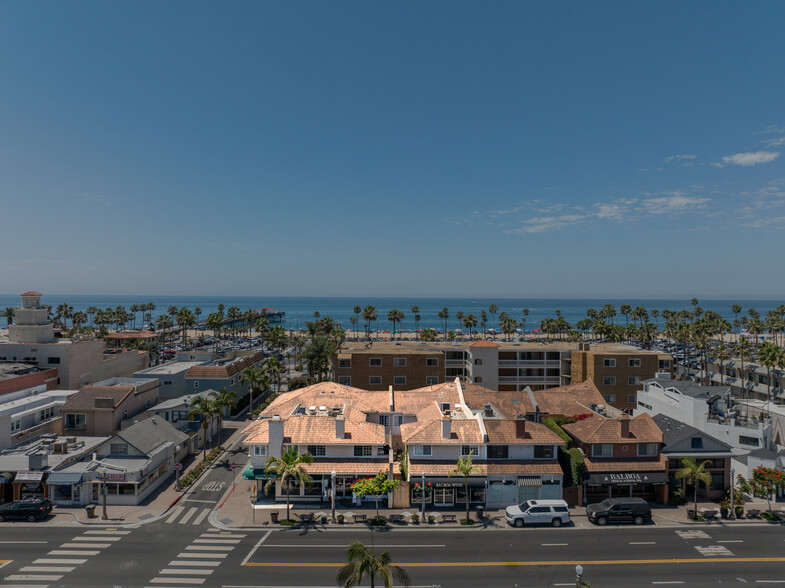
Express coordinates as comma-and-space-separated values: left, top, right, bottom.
184, 351, 265, 403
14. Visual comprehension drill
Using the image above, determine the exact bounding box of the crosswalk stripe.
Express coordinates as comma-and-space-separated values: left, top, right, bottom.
185, 545, 234, 551
166, 506, 185, 523
33, 558, 87, 565
160, 569, 213, 575
73, 536, 122, 542
176, 553, 227, 559
168, 561, 221, 567
200, 533, 245, 538
149, 578, 206, 584
6, 575, 64, 581
83, 530, 131, 535
60, 542, 111, 549
48, 550, 100, 556
191, 508, 210, 526
179, 507, 199, 525
0, 584, 51, 588
20, 566, 76, 573
192, 539, 241, 544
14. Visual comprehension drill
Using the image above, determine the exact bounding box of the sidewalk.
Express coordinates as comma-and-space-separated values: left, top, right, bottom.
47, 420, 249, 525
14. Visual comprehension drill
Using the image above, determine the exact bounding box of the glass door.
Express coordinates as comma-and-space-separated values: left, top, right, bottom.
433, 488, 454, 507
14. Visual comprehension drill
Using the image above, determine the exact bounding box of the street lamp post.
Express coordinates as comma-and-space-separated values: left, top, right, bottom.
331, 470, 337, 524
175, 445, 181, 491
421, 473, 426, 520
101, 467, 108, 520
729, 467, 736, 520
575, 564, 583, 588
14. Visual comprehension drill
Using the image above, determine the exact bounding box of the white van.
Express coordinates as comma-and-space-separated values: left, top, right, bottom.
505, 499, 571, 528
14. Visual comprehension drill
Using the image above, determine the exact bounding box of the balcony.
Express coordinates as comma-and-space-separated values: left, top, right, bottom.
498, 360, 560, 367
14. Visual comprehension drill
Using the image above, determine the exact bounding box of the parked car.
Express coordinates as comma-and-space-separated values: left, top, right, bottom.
586, 497, 652, 526
505, 499, 571, 527
0, 498, 54, 522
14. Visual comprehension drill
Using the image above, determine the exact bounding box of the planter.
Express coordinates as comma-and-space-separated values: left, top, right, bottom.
270, 511, 279, 524
735, 507, 744, 518
720, 508, 729, 519
337, 514, 345, 525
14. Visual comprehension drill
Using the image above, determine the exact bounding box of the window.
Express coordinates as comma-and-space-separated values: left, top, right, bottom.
47, 357, 60, 364
369, 358, 382, 367
193, 381, 200, 389
253, 445, 267, 456
487, 445, 509, 459
592, 444, 613, 457
65, 413, 86, 430
426, 376, 439, 385
628, 359, 641, 368
230, 378, 235, 385
394, 376, 407, 386
474, 376, 483, 383
122, 409, 128, 421
534, 445, 554, 459
39, 407, 54, 421
338, 359, 351, 368
462, 445, 479, 456
338, 376, 351, 386
474, 358, 483, 365
394, 358, 406, 367
659, 359, 671, 370
440, 402, 450, 412
628, 376, 641, 386
163, 380, 173, 386
393, 415, 403, 427
691, 437, 703, 449
603, 377, 616, 386
627, 394, 637, 404
110, 443, 128, 455
307, 445, 326, 456
426, 358, 439, 367
603, 358, 616, 368
369, 376, 382, 385
354, 445, 373, 457
637, 443, 658, 456
739, 435, 759, 447
10, 419, 21, 432
413, 445, 432, 456
378, 415, 389, 426
603, 394, 616, 403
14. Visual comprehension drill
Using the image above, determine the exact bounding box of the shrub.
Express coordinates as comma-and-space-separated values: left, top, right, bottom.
460, 518, 475, 525
410, 513, 419, 525
369, 516, 388, 527
337, 514, 344, 524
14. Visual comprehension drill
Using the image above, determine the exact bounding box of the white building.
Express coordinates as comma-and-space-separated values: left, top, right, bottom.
0, 385, 78, 450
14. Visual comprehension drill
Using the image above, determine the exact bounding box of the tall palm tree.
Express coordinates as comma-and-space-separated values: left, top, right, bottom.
176, 307, 196, 345
758, 342, 781, 407
463, 314, 478, 340
362, 306, 377, 340
264, 447, 313, 523
226, 306, 241, 344
676, 457, 712, 519
212, 387, 238, 421
449, 450, 480, 523
620, 304, 631, 326
189, 394, 219, 461
194, 307, 202, 329
479, 310, 487, 338
387, 309, 404, 340
735, 337, 753, 409
353, 305, 362, 341
714, 343, 731, 386
437, 308, 449, 339
521, 308, 530, 337
336, 540, 410, 588
488, 304, 498, 335
241, 366, 269, 417
2, 307, 14, 327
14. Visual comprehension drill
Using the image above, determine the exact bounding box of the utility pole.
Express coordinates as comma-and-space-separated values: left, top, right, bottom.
101, 467, 108, 520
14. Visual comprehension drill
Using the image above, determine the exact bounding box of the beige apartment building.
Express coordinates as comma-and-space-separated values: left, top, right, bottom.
334, 340, 672, 412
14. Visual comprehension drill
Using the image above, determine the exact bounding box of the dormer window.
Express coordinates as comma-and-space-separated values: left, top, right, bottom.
691, 437, 703, 449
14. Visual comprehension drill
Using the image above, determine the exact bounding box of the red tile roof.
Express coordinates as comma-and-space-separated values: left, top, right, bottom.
532, 380, 606, 417
21, 291, 42, 297
583, 455, 667, 472
562, 413, 663, 444
469, 340, 500, 348
185, 352, 264, 380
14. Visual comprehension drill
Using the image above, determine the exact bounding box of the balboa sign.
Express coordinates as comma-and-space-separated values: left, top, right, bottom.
587, 472, 668, 486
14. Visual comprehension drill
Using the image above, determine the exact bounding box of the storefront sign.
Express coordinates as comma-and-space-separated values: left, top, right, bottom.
15, 471, 44, 482
105, 473, 126, 481
427, 477, 486, 489
587, 472, 668, 486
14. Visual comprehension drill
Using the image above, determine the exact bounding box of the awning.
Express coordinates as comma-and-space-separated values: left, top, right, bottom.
0, 472, 14, 484
46, 472, 84, 485
242, 465, 276, 481
586, 472, 668, 486
426, 477, 486, 489
517, 477, 543, 487
15, 471, 45, 483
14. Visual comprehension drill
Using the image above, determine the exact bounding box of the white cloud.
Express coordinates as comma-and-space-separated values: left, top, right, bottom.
640, 195, 710, 214
664, 154, 697, 163
762, 136, 785, 148
755, 125, 785, 135
722, 151, 780, 166
743, 215, 785, 229
511, 214, 586, 234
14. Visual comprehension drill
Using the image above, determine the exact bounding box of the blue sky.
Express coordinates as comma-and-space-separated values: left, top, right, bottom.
1, 1, 783, 298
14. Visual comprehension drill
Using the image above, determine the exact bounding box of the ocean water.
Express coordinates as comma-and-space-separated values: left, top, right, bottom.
0, 294, 781, 332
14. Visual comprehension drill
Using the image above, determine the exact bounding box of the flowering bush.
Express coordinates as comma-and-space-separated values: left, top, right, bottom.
736, 467, 785, 511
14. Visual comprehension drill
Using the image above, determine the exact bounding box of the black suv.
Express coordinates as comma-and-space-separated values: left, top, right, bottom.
586, 497, 652, 526
0, 498, 54, 522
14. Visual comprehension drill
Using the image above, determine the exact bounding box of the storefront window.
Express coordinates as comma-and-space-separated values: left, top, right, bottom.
119, 484, 136, 495
487, 480, 516, 504
281, 479, 300, 495
470, 488, 486, 503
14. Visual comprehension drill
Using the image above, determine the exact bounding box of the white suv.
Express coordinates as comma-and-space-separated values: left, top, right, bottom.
505, 499, 571, 528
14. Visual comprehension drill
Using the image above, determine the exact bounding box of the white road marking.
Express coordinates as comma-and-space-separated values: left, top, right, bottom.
160, 569, 214, 575
241, 531, 271, 567
177, 553, 228, 559
193, 539, 241, 544
0, 541, 47, 544
149, 578, 205, 584
0, 585, 51, 588
19, 566, 75, 573
185, 545, 234, 551
168, 561, 222, 566
5, 575, 64, 581
192, 508, 210, 526
83, 530, 131, 535
652, 582, 685, 585
695, 545, 734, 557
183, 499, 216, 503
261, 543, 445, 548
73, 535, 122, 542
166, 506, 185, 523
60, 542, 111, 549
48, 550, 100, 556
756, 582, 785, 584
33, 558, 87, 565
718, 540, 744, 543
630, 541, 656, 545
541, 543, 568, 546
676, 530, 710, 539
201, 533, 246, 539
179, 507, 199, 525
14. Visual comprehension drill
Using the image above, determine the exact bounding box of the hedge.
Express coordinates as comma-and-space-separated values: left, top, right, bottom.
178, 446, 226, 490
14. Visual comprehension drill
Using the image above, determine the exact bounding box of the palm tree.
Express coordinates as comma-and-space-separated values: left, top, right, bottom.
735, 337, 753, 408
449, 450, 480, 523
176, 307, 196, 345
353, 305, 362, 341
521, 308, 530, 337
758, 342, 781, 407
437, 308, 449, 339
463, 314, 478, 340
410, 305, 419, 331
479, 310, 487, 338
714, 343, 731, 386
226, 306, 241, 344
387, 309, 404, 340
194, 307, 202, 329
241, 366, 270, 417
212, 387, 238, 421
264, 446, 313, 523
676, 457, 712, 519
265, 356, 284, 391
130, 304, 139, 330
362, 306, 377, 340
2, 307, 14, 327
189, 394, 219, 461
620, 304, 631, 326
488, 304, 498, 335
336, 540, 410, 588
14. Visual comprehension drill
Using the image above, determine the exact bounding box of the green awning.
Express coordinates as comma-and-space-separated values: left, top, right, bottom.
242, 465, 275, 481
46, 472, 84, 485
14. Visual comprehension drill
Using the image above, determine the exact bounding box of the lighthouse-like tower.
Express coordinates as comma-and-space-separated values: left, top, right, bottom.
8, 291, 55, 344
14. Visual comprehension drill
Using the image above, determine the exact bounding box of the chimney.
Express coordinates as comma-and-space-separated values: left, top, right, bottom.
268, 415, 284, 458
620, 415, 631, 438
441, 416, 451, 440
515, 416, 527, 439
335, 416, 345, 440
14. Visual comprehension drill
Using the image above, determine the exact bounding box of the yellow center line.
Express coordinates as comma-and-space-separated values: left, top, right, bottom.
246, 557, 785, 568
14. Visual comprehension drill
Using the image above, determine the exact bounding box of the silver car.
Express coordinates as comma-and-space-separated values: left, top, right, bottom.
505, 499, 571, 528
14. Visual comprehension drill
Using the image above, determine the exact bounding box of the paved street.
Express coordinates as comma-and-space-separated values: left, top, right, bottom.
1, 518, 784, 587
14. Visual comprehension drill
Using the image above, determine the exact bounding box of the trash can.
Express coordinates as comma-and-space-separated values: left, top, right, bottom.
85, 505, 96, 519
475, 505, 485, 519
270, 511, 279, 524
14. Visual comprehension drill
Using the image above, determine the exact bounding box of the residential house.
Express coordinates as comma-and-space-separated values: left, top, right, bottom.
184, 351, 265, 400
143, 391, 223, 454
